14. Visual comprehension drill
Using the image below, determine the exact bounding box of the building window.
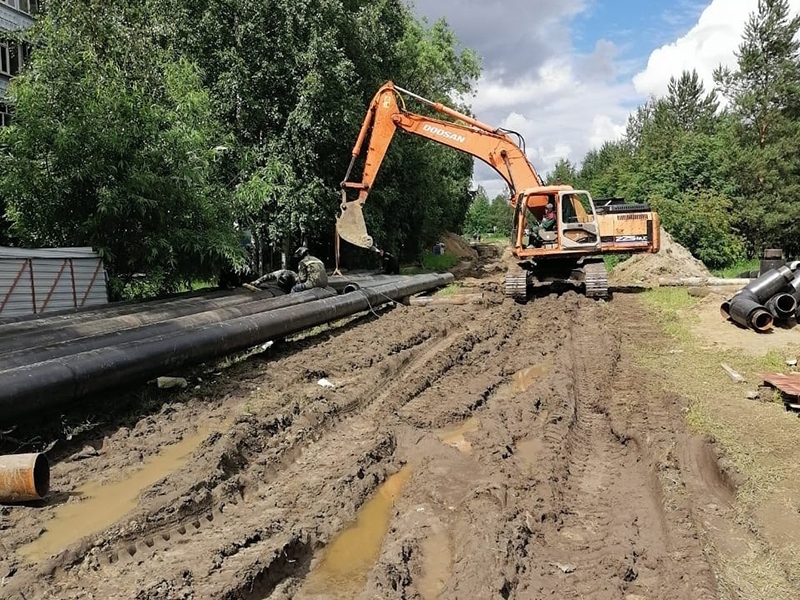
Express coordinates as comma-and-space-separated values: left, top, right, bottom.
0, 40, 28, 77
0, 0, 39, 15
0, 103, 11, 127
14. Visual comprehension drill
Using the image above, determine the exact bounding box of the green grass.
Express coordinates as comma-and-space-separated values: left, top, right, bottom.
434, 283, 462, 297
712, 257, 760, 278
639, 288, 701, 341
603, 254, 631, 270
402, 252, 462, 274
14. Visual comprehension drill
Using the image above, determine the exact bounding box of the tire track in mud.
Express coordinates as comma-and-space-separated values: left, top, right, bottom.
4, 292, 722, 600
4, 300, 521, 599
356, 294, 720, 600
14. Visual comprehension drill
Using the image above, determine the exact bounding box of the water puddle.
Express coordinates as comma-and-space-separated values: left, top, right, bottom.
18, 426, 212, 563
437, 417, 480, 454
299, 466, 412, 598
512, 362, 550, 393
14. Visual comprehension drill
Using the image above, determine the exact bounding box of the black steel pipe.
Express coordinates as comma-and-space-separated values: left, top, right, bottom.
765, 293, 797, 320
741, 266, 794, 304
0, 273, 453, 422
0, 287, 236, 332
728, 291, 773, 332
0, 288, 287, 356
327, 273, 400, 293
0, 289, 337, 370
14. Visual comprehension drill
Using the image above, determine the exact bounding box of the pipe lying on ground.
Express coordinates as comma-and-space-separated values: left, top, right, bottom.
0, 287, 236, 333
0, 288, 337, 370
720, 267, 795, 330
0, 453, 49, 503
765, 293, 798, 320
728, 292, 773, 332
658, 277, 753, 287
327, 273, 399, 293
741, 266, 794, 304
0, 273, 453, 422
0, 287, 293, 357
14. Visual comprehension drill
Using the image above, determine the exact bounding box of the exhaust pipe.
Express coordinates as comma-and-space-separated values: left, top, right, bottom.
0, 453, 49, 503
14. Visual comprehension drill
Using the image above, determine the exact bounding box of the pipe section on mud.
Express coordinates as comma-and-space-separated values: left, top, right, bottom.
0, 453, 49, 503
0, 273, 453, 422
0, 289, 337, 369
0, 288, 284, 355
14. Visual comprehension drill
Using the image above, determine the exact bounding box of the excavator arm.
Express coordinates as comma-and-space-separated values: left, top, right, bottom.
336, 81, 543, 251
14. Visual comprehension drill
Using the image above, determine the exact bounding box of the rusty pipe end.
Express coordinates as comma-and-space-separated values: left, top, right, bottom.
0, 453, 50, 503
749, 308, 774, 333
720, 300, 731, 319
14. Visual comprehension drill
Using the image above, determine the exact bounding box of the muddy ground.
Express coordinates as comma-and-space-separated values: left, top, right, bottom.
0, 250, 786, 600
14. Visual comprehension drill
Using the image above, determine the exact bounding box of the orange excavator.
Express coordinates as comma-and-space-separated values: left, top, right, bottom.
336, 81, 660, 300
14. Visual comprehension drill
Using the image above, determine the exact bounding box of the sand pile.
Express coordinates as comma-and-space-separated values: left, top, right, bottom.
610, 228, 711, 284
441, 232, 478, 260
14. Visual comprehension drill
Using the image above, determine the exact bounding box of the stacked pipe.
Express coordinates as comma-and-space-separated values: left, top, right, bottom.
0, 273, 453, 422
720, 265, 799, 332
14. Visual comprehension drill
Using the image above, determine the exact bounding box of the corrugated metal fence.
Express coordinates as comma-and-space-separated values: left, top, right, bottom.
0, 247, 108, 318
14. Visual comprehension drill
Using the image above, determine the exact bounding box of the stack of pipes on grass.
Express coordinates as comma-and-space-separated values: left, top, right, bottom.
720, 265, 800, 332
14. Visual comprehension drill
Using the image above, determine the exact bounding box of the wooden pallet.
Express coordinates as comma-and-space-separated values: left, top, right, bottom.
758, 373, 800, 412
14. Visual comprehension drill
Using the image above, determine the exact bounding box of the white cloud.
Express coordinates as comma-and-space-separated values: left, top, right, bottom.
633, 0, 800, 97
418, 0, 800, 200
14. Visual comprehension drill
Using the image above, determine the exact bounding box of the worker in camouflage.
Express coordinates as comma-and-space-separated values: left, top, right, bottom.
292, 247, 328, 292
249, 269, 297, 294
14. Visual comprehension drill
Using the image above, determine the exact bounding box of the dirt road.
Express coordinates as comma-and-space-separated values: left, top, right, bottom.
1, 275, 730, 599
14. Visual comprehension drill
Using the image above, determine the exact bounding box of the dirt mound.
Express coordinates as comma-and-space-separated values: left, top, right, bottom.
441, 232, 478, 260
610, 227, 711, 284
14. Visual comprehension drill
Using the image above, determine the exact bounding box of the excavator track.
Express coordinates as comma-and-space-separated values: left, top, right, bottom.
504, 269, 529, 302
583, 261, 610, 299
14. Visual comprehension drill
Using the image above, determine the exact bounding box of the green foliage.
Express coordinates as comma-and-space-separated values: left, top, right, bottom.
575, 2, 800, 269
712, 257, 760, 278
650, 190, 745, 269
0, 0, 482, 295
0, 2, 241, 296
546, 158, 578, 185
463, 187, 514, 237
421, 251, 460, 272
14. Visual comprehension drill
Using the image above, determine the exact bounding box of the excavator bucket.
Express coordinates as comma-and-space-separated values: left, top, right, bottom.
336, 197, 374, 249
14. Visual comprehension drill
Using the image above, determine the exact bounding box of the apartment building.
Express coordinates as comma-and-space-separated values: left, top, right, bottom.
0, 0, 37, 126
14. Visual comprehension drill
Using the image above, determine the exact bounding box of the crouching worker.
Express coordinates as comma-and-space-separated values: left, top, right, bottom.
292, 247, 328, 292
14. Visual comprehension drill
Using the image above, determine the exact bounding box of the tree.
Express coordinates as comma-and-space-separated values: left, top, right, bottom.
666, 70, 719, 133
714, 0, 800, 256
464, 187, 492, 235
0, 1, 242, 297
715, 0, 800, 148
546, 159, 577, 185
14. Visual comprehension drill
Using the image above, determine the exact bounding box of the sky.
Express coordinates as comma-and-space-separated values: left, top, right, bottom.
410, 0, 800, 198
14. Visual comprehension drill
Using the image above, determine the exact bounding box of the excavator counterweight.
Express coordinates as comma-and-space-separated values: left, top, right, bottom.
337, 81, 660, 301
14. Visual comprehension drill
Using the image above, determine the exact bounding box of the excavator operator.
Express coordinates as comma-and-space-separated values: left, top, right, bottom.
541, 203, 556, 231
292, 247, 328, 292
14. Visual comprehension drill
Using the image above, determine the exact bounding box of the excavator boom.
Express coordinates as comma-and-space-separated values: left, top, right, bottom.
337, 82, 541, 250
338, 81, 660, 301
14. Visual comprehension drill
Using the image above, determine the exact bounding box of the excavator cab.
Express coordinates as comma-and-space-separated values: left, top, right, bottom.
557, 191, 600, 250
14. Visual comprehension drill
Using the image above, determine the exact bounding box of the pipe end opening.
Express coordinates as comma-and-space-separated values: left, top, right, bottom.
752, 311, 774, 332
33, 453, 50, 498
